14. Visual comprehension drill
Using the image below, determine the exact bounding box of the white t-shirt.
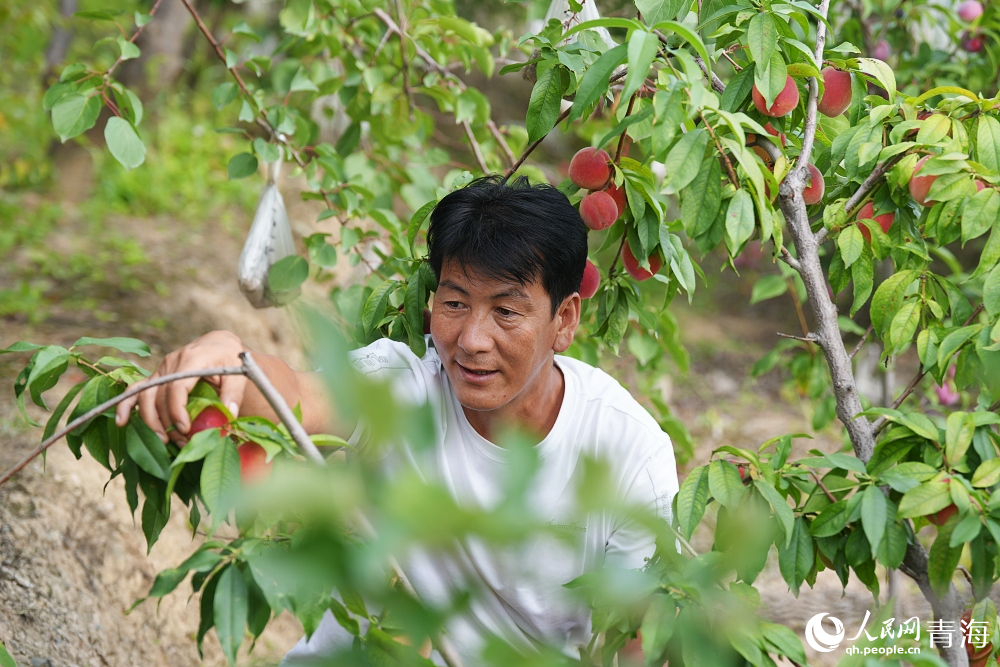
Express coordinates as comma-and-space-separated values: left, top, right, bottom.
282, 338, 679, 665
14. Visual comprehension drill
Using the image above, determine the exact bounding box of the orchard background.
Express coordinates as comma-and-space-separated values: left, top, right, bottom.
4, 0, 1000, 665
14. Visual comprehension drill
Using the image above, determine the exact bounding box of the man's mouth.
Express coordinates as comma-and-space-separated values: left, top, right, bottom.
457, 362, 499, 381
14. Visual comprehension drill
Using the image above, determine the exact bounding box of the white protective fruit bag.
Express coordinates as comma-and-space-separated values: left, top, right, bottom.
237, 159, 297, 308
541, 0, 614, 48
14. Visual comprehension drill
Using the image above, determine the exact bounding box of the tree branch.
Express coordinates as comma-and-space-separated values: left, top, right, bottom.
0, 365, 245, 487
372, 8, 516, 171
816, 155, 905, 245
796, 0, 831, 172
462, 121, 489, 173
778, 245, 802, 272
850, 324, 874, 359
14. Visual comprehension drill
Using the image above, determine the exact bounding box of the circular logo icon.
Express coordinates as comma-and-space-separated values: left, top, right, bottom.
805, 613, 845, 652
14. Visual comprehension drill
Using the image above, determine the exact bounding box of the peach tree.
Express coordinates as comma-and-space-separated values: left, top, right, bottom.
6, 0, 1000, 665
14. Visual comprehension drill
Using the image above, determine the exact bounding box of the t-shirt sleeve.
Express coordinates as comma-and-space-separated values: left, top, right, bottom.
604, 435, 679, 571
346, 337, 439, 450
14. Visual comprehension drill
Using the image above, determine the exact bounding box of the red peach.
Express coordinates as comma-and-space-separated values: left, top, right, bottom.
928, 503, 957, 526
189, 406, 230, 440
569, 147, 612, 191
873, 40, 891, 60
752, 76, 800, 117
818, 67, 852, 117
606, 182, 627, 219
856, 201, 895, 242
579, 259, 600, 299
802, 164, 825, 205
237, 441, 272, 484
976, 180, 987, 191
580, 190, 619, 231
909, 156, 938, 207
622, 243, 663, 281
963, 33, 985, 52
764, 122, 787, 147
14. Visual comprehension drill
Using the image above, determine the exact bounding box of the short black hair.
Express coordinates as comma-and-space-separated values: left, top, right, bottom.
427, 176, 589, 317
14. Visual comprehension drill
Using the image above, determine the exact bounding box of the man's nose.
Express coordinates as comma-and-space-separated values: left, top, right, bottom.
457, 311, 494, 355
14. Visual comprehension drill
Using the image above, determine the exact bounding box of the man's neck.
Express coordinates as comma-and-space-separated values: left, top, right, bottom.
463, 358, 565, 444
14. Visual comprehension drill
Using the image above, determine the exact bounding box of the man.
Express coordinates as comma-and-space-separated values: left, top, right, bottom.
115, 176, 679, 664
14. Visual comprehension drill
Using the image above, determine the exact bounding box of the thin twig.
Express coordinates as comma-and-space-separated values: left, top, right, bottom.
850, 324, 874, 359
778, 245, 802, 272
372, 8, 515, 172
809, 470, 838, 503
701, 111, 739, 187
0, 366, 245, 487
872, 303, 986, 434
786, 276, 812, 339
796, 0, 831, 174
394, 0, 413, 115
505, 106, 572, 179
656, 29, 724, 94
616, 93, 638, 163
462, 121, 489, 173
665, 521, 699, 558
105, 0, 165, 78
777, 331, 816, 343
239, 352, 322, 463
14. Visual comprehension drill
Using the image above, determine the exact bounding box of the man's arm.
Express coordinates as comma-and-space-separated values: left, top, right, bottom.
114, 330, 345, 445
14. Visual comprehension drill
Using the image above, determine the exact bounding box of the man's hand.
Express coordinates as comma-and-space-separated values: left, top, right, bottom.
115, 330, 248, 445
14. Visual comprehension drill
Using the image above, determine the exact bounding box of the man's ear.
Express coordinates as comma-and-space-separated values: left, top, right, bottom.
552, 293, 581, 354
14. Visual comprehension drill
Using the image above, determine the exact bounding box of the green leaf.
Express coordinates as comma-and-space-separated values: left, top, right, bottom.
916, 114, 951, 145
362, 280, 399, 337
72, 336, 150, 357
777, 517, 814, 596
945, 412, 975, 464
570, 44, 628, 123
640, 595, 675, 664
125, 417, 171, 480
636, 0, 686, 24
708, 459, 745, 509
749, 274, 788, 304
962, 188, 999, 245
938, 325, 979, 370
755, 480, 795, 547
289, 67, 319, 93
928, 520, 963, 598
983, 265, 1000, 318
861, 485, 887, 557
681, 158, 721, 238
747, 13, 777, 67
978, 116, 1000, 173
407, 199, 437, 255
724, 189, 755, 255
755, 50, 787, 109
214, 566, 249, 666
173, 428, 226, 466
26, 345, 70, 409
838, 225, 864, 268
526, 65, 566, 145
103, 116, 146, 172
116, 35, 140, 60
870, 269, 918, 335
675, 465, 710, 538
663, 130, 709, 192
141, 490, 169, 553
51, 93, 101, 142
227, 152, 258, 179
898, 481, 952, 518
889, 300, 920, 350
405, 268, 428, 358
212, 82, 238, 110
622, 31, 660, 104
855, 57, 896, 103
0, 642, 16, 667
810, 499, 849, 537
42, 381, 84, 443
252, 137, 280, 164
201, 438, 241, 518
268, 255, 309, 293
761, 622, 808, 665
973, 459, 1000, 487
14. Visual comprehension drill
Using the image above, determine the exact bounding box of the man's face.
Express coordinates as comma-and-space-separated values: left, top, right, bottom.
430, 259, 579, 414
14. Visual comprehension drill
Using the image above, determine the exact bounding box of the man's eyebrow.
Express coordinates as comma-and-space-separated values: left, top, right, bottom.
491, 287, 529, 301
437, 280, 469, 295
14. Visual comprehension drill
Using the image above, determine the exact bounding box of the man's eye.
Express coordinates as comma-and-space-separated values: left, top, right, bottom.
496, 307, 514, 317
446, 301, 463, 309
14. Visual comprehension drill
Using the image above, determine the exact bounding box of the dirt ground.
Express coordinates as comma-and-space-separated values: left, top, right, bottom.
0, 147, 973, 666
